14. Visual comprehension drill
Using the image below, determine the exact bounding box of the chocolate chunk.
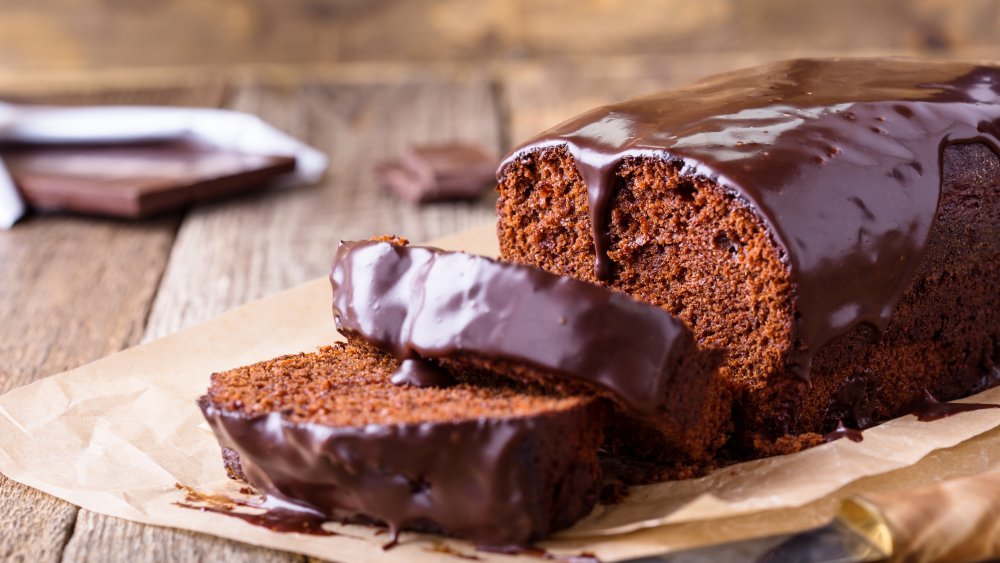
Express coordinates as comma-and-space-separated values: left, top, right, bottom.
4, 140, 296, 218
376, 143, 496, 203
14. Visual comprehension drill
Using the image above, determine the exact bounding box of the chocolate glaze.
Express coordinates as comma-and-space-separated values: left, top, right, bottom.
499, 58, 1000, 378
823, 420, 864, 442
390, 358, 456, 388
908, 389, 1000, 422
176, 501, 336, 536
330, 240, 699, 415
198, 396, 597, 547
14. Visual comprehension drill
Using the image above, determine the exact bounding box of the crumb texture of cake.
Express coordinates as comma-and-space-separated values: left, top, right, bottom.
200, 342, 604, 547
497, 58, 1000, 455
329, 240, 731, 465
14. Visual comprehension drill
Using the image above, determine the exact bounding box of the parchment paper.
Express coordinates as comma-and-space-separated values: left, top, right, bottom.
2, 223, 1000, 562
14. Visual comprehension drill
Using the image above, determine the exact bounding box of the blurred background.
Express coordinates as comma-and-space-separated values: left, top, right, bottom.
3, 2, 1000, 561
1, 0, 998, 70
3, 0, 1000, 141
3, 0, 999, 143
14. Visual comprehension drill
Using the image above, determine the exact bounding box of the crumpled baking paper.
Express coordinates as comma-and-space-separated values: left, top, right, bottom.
1, 224, 998, 562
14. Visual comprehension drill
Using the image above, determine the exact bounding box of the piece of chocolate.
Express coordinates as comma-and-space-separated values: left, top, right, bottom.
4, 140, 296, 218
376, 143, 496, 203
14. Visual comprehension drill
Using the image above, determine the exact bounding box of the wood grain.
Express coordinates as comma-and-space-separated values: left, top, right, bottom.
61, 515, 309, 563
141, 74, 501, 339
60, 72, 502, 562
0, 83, 225, 563
0, 481, 76, 563
0, 0, 997, 70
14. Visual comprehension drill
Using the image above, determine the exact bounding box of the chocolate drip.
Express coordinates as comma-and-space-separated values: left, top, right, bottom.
823, 420, 864, 442
500, 58, 1000, 379
909, 389, 1000, 422
174, 484, 337, 536
390, 359, 456, 388
329, 240, 699, 415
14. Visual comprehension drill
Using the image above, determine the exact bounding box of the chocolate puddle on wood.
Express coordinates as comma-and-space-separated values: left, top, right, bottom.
173, 484, 340, 537
477, 544, 601, 562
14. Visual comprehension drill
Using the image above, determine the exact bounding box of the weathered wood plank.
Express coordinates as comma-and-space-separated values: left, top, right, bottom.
62, 516, 308, 563
0, 83, 226, 563
62, 73, 502, 561
0, 482, 76, 563
0, 80, 228, 393
142, 74, 501, 338
0, 0, 995, 70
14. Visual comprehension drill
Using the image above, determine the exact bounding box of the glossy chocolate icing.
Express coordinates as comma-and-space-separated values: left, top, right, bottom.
499, 58, 1000, 376
198, 397, 597, 547
330, 240, 699, 415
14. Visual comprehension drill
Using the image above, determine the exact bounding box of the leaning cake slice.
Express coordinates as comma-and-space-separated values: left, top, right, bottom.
330, 239, 730, 468
199, 341, 604, 548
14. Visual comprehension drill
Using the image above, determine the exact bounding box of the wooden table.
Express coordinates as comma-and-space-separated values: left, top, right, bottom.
0, 49, 979, 561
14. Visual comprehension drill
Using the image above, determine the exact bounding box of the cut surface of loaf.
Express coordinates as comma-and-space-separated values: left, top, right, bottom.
330, 239, 730, 468
497, 58, 1000, 455
200, 341, 604, 547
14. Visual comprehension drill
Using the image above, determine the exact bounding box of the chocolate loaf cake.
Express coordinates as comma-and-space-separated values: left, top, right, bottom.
497, 58, 1000, 454
330, 239, 729, 466
199, 341, 604, 547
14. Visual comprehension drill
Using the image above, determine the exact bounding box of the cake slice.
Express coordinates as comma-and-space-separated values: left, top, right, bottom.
496, 58, 1000, 455
199, 341, 604, 547
330, 239, 730, 468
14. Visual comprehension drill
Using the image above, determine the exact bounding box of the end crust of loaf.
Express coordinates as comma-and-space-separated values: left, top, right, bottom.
200, 341, 605, 547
